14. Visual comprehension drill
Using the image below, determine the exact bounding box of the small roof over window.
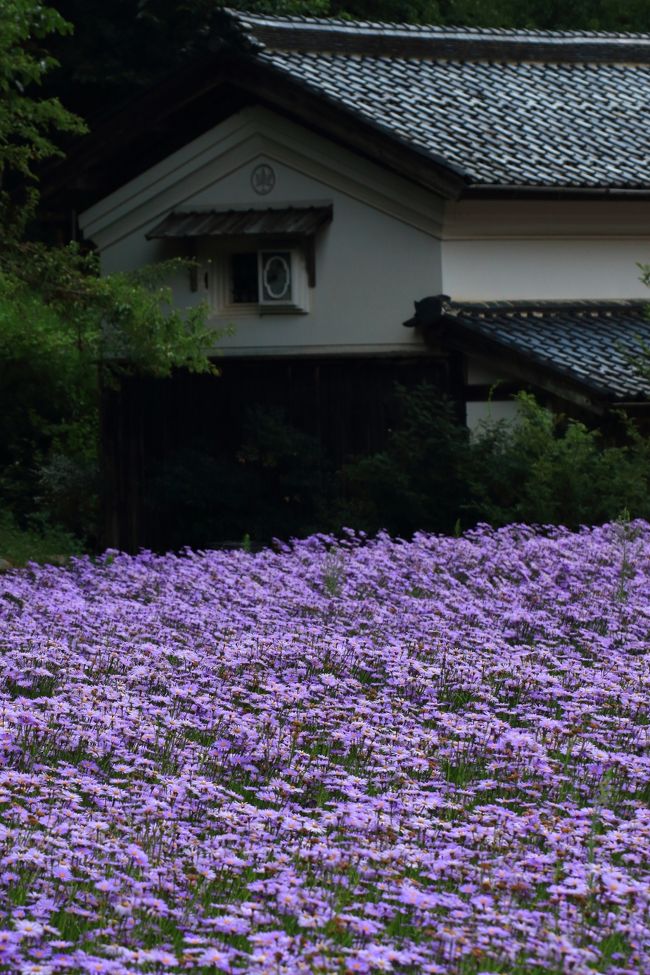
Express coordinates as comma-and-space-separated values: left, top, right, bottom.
146, 206, 333, 239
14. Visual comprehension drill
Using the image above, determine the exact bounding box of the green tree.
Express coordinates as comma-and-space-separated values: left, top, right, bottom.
0, 1, 85, 180
43, 0, 330, 118
0, 0, 218, 558
334, 0, 650, 28
0, 0, 86, 243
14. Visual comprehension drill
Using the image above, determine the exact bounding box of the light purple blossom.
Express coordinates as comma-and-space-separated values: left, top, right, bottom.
0, 522, 648, 972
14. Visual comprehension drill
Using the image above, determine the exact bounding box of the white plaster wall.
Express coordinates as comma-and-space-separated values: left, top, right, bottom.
100, 162, 440, 354
87, 108, 444, 357
466, 399, 520, 433
442, 199, 650, 301
442, 238, 650, 301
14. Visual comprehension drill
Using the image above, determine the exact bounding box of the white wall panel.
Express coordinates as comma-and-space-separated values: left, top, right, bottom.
466, 399, 520, 433
94, 112, 444, 356
442, 238, 650, 300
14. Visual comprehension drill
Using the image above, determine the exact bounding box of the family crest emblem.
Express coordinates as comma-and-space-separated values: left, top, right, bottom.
251, 164, 276, 195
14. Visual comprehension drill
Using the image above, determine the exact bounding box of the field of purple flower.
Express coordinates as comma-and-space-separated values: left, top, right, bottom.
0, 522, 649, 974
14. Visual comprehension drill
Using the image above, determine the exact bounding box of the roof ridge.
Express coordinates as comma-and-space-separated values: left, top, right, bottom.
225, 10, 650, 64
225, 8, 650, 43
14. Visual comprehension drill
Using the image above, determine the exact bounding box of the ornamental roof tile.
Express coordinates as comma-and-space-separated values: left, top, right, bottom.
226, 11, 650, 189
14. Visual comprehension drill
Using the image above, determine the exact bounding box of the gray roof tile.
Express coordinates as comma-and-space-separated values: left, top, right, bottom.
448, 301, 650, 400
226, 11, 650, 189
229, 10, 650, 41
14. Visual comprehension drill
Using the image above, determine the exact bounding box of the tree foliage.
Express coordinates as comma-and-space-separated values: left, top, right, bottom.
329, 0, 650, 29
0, 0, 85, 181
0, 246, 218, 544
0, 0, 218, 555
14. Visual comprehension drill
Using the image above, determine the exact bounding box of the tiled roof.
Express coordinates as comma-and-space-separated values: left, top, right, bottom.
447, 300, 650, 400
226, 11, 650, 190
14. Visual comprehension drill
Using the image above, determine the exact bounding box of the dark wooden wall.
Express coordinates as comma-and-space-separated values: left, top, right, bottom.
101, 354, 458, 551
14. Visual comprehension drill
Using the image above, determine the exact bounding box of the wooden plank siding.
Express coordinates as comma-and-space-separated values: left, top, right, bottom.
101, 354, 458, 551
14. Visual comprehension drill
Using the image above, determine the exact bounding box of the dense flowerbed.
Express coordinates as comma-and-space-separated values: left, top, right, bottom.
0, 523, 649, 974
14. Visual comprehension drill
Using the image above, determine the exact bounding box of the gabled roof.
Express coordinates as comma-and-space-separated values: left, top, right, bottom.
405, 298, 650, 408
227, 10, 650, 192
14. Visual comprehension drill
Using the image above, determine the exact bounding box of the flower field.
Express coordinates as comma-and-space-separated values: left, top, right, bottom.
0, 523, 649, 975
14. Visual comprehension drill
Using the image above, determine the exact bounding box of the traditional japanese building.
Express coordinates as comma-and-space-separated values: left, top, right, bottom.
44, 11, 650, 547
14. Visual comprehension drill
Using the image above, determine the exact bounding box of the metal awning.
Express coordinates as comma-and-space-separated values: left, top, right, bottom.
146, 205, 333, 239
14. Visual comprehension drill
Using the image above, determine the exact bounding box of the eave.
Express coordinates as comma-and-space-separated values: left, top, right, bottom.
461, 185, 650, 201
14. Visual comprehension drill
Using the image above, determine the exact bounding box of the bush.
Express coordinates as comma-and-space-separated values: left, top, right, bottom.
0, 509, 82, 568
334, 384, 470, 536
470, 392, 650, 528
145, 406, 330, 548
332, 386, 650, 536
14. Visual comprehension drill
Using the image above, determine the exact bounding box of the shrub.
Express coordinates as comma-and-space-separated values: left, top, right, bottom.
0, 509, 82, 567
470, 392, 650, 528
145, 406, 330, 548
335, 384, 470, 536
333, 385, 650, 536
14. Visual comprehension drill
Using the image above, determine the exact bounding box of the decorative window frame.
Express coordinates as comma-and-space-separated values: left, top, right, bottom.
198, 237, 311, 317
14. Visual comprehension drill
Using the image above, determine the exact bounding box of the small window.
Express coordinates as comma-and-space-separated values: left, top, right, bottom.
204, 246, 309, 315
230, 253, 259, 304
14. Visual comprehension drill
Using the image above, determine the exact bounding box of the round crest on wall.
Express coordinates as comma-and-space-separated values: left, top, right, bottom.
251, 164, 276, 195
